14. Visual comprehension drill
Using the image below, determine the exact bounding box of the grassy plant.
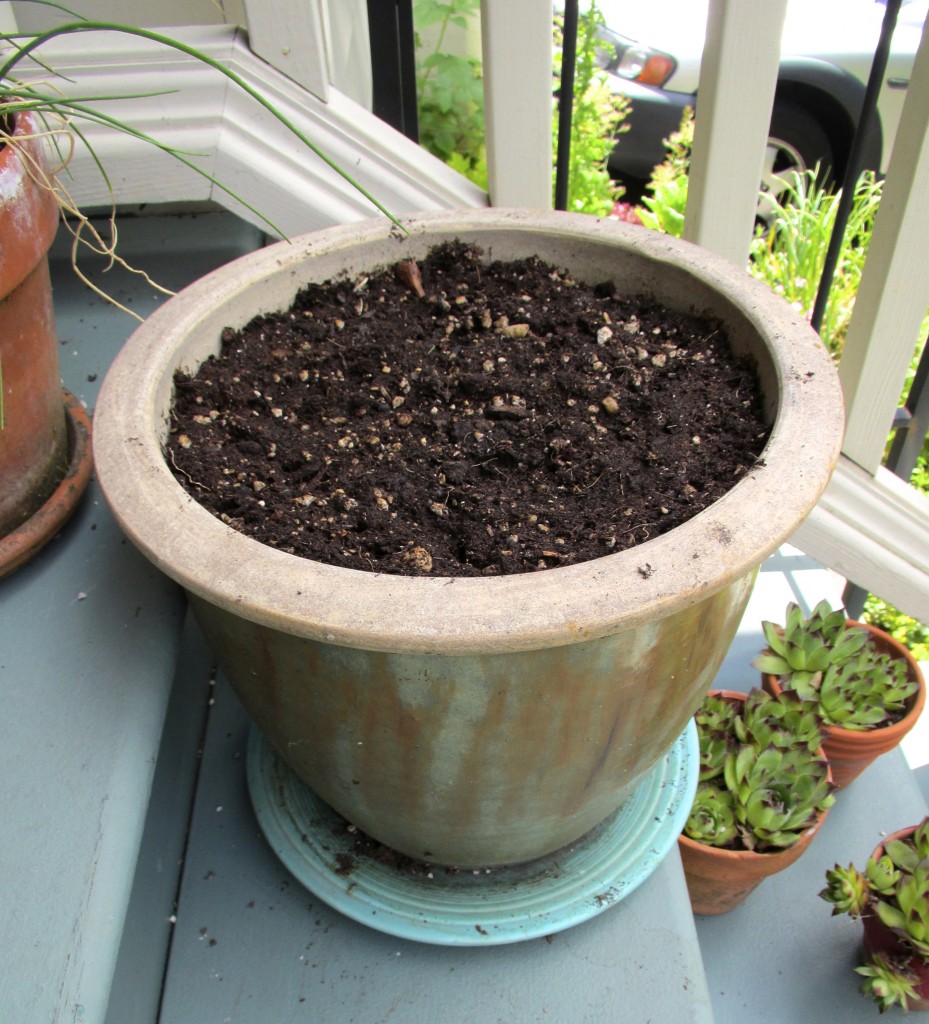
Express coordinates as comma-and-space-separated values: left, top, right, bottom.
637, 112, 881, 358
749, 168, 882, 357
0, 11, 404, 304
413, 0, 486, 188
552, 2, 629, 215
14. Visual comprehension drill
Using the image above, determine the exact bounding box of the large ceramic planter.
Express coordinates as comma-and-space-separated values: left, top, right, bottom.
678, 690, 831, 915
0, 111, 93, 577
763, 621, 926, 789
93, 209, 844, 867
861, 826, 929, 1011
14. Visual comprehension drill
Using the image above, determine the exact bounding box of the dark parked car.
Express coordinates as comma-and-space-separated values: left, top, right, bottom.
594, 0, 928, 195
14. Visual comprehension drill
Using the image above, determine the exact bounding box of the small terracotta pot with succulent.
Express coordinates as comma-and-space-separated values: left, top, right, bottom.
821, 818, 929, 1013
0, 110, 93, 577
754, 601, 926, 788
679, 687, 835, 915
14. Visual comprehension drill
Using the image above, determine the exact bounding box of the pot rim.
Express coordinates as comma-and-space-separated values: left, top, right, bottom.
93, 208, 844, 654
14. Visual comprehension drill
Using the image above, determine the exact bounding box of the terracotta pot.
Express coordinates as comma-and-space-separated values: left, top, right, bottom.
0, 391, 93, 579
860, 826, 929, 1011
93, 210, 844, 867
0, 111, 92, 575
678, 689, 831, 914
763, 621, 926, 789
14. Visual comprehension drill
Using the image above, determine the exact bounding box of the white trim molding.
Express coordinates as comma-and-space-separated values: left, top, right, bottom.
16, 25, 486, 236
240, 0, 331, 101
792, 455, 929, 622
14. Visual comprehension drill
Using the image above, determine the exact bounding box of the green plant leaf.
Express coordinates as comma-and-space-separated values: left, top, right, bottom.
875, 898, 908, 934
752, 653, 790, 675
886, 838, 921, 874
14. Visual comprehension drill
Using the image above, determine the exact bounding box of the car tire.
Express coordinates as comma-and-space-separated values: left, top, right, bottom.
758, 102, 836, 225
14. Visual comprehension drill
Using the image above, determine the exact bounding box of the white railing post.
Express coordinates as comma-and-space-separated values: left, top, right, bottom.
241, 0, 331, 100
838, 16, 929, 474
480, 0, 552, 209
683, 0, 787, 265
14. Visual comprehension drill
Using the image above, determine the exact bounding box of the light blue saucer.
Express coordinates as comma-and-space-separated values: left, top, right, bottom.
246, 720, 697, 946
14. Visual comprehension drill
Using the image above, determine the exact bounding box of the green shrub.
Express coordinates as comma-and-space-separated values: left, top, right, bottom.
552, 2, 629, 215
413, 1, 628, 211
862, 595, 929, 662
637, 109, 692, 236
414, 0, 486, 187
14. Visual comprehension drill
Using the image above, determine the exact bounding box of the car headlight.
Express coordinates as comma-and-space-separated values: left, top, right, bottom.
595, 27, 676, 87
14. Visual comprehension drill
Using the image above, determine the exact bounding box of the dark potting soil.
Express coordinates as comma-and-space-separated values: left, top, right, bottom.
167, 240, 770, 577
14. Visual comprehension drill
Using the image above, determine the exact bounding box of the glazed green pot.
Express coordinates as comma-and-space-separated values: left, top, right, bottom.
93, 209, 844, 867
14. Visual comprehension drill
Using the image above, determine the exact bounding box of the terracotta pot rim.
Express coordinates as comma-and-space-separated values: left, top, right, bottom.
0, 390, 93, 578
870, 822, 923, 862
92, 209, 844, 654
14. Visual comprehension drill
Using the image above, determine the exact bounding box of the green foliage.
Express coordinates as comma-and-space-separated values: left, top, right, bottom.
752, 600, 918, 730
637, 108, 692, 236
820, 862, 870, 917
753, 600, 866, 687
413, 0, 486, 187
821, 819, 929, 1012
814, 654, 914, 731
694, 692, 738, 782
734, 686, 824, 753
552, 2, 628, 215
856, 954, 921, 1014
863, 594, 929, 663
749, 169, 882, 357
876, 870, 929, 959
685, 786, 738, 846
414, 2, 628, 209
913, 449, 929, 494
723, 742, 834, 850
684, 688, 833, 852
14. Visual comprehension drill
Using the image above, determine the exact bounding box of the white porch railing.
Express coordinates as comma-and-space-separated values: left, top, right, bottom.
6, 0, 929, 620
484, 0, 929, 624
